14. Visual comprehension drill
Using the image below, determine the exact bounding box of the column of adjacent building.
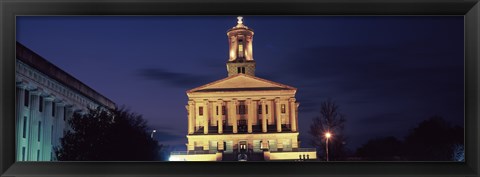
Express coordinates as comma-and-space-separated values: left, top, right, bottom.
55, 102, 65, 149
187, 101, 195, 134
16, 84, 26, 161
64, 105, 74, 132
28, 90, 40, 161
203, 100, 209, 134
289, 98, 297, 132
261, 99, 267, 133
42, 96, 54, 161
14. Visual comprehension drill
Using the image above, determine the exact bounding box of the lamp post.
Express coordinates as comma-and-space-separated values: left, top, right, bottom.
151, 129, 156, 139
325, 132, 331, 162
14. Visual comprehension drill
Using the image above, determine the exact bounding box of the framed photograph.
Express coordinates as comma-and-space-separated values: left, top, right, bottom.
1, 0, 479, 176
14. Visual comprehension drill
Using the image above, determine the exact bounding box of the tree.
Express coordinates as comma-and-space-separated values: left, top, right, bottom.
355, 136, 404, 161
55, 107, 162, 161
403, 116, 463, 161
308, 98, 348, 161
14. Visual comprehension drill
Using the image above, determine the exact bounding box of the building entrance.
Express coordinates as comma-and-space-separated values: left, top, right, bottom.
238, 140, 248, 161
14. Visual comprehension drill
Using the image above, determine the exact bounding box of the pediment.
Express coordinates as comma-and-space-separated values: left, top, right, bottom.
187, 74, 296, 93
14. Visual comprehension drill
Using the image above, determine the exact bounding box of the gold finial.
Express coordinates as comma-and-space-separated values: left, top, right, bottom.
237, 16, 243, 24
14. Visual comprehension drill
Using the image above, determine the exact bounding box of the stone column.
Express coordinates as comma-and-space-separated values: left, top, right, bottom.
261, 99, 267, 133
267, 101, 273, 126
289, 98, 297, 132
187, 101, 195, 134
28, 90, 40, 161
16, 84, 26, 161
56, 102, 65, 148
64, 105, 74, 132
246, 99, 253, 133
229, 100, 238, 133
275, 98, 282, 132
204, 101, 209, 134
42, 96, 54, 161
217, 100, 223, 134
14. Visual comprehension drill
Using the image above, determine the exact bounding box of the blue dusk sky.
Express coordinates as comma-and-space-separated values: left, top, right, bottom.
16, 16, 464, 151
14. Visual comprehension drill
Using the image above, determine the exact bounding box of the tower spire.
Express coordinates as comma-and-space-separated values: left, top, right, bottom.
226, 16, 256, 76
237, 16, 243, 24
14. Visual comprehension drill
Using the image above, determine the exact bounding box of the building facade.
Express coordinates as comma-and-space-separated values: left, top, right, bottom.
15, 42, 116, 161
170, 17, 316, 161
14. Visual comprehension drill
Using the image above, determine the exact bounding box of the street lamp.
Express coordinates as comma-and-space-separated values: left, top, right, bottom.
325, 132, 332, 161
151, 129, 156, 139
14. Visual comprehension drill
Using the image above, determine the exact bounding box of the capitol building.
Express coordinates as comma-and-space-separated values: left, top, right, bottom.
170, 17, 317, 161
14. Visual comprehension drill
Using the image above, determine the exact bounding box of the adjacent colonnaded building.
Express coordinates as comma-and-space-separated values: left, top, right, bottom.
15, 42, 116, 161
170, 17, 317, 161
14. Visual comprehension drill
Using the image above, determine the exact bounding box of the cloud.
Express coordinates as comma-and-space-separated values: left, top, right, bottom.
136, 68, 217, 88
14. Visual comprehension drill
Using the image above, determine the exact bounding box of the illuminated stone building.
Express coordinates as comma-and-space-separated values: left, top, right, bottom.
170, 17, 316, 161
15, 42, 116, 161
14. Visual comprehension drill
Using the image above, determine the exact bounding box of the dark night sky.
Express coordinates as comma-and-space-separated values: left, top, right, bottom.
16, 16, 464, 151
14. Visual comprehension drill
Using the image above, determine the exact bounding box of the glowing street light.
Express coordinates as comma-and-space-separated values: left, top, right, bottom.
325, 132, 332, 161
151, 129, 156, 139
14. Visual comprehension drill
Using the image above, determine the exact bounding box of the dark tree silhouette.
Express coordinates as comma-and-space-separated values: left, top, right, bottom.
55, 107, 162, 161
355, 136, 404, 161
308, 98, 348, 161
403, 116, 463, 161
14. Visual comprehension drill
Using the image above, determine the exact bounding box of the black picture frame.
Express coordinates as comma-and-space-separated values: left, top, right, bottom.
1, 0, 478, 176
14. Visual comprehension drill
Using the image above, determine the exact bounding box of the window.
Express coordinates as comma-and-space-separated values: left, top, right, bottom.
22, 116, 27, 138
52, 102, 56, 117
64, 107, 67, 121
22, 147, 26, 161
258, 105, 262, 114
24, 90, 29, 107
38, 121, 41, 142
222, 106, 226, 115
242, 67, 245, 74
238, 44, 244, 57
237, 67, 241, 74
281, 104, 286, 113
199, 106, 203, 116
216, 106, 219, 115
239, 105, 246, 115
39, 97, 43, 112
266, 105, 269, 114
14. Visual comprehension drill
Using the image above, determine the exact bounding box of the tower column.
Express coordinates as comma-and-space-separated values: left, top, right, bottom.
217, 100, 223, 134
275, 98, 282, 132
289, 98, 297, 132
246, 99, 253, 133
204, 100, 209, 134
188, 101, 195, 134
261, 99, 267, 133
